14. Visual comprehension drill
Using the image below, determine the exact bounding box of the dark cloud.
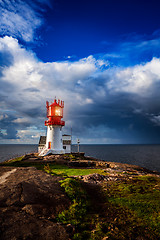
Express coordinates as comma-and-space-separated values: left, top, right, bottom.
21, 107, 46, 118
4, 125, 19, 139
24, 88, 40, 92
0, 114, 19, 139
0, 48, 14, 79
0, 36, 160, 143
67, 86, 160, 144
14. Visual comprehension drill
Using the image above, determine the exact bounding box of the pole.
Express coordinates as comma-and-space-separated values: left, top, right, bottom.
71, 126, 72, 153
77, 138, 80, 153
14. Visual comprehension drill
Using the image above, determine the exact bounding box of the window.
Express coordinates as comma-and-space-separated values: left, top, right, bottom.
48, 142, 51, 149
63, 146, 66, 149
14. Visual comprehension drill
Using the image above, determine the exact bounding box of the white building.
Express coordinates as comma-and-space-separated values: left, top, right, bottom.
38, 134, 71, 154
62, 134, 71, 153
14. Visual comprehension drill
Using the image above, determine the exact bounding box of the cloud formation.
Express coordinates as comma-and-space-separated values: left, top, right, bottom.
0, 0, 49, 42
1, 36, 160, 143
100, 32, 160, 68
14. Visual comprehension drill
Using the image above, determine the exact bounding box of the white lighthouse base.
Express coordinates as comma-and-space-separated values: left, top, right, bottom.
39, 125, 65, 156
39, 147, 65, 156
45, 149, 65, 156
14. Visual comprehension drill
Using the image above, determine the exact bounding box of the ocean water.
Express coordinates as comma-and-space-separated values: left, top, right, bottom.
0, 144, 160, 173
0, 144, 37, 162
72, 144, 160, 173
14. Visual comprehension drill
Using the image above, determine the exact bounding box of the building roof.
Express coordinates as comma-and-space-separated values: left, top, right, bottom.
39, 136, 46, 145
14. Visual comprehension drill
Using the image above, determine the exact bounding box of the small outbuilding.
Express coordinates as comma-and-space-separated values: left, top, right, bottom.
38, 136, 46, 153
62, 134, 72, 153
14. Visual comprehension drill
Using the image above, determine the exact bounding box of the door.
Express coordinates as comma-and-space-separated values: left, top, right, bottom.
48, 142, 51, 149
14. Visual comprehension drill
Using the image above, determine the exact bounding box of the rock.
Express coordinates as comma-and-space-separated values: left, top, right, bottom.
79, 173, 120, 183
68, 160, 96, 167
105, 163, 110, 168
0, 167, 71, 240
81, 173, 105, 183
66, 224, 75, 234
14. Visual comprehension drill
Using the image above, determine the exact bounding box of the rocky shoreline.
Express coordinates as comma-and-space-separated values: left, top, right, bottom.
0, 153, 159, 240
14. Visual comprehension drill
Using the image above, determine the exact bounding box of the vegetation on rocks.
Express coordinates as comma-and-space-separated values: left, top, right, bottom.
57, 178, 89, 225
102, 175, 160, 238
43, 163, 108, 177
4, 155, 24, 163
0, 153, 160, 239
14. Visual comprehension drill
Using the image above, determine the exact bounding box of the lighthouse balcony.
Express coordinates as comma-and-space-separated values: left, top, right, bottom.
45, 120, 65, 126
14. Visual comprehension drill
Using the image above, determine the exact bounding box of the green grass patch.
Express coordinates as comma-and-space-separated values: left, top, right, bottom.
57, 178, 91, 239
2, 155, 160, 239
5, 156, 24, 163
43, 163, 107, 177
104, 175, 160, 237
2, 158, 107, 177
56, 178, 110, 240
68, 154, 76, 159
1, 159, 45, 170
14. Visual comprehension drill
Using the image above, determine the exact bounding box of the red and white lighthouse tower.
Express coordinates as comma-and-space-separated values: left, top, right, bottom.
39, 98, 65, 156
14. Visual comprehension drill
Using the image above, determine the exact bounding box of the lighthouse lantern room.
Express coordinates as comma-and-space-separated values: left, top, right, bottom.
39, 98, 65, 156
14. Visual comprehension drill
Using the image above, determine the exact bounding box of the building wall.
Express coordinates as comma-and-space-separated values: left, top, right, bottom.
38, 134, 71, 154
62, 135, 71, 141
63, 144, 71, 153
62, 135, 71, 153
38, 146, 44, 153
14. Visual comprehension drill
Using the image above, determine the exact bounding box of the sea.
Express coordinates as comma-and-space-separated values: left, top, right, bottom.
0, 144, 160, 173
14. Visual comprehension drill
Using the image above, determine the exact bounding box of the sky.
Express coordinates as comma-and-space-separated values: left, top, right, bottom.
1, 0, 160, 144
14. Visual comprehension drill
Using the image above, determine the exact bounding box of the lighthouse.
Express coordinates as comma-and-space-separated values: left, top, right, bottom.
39, 98, 65, 156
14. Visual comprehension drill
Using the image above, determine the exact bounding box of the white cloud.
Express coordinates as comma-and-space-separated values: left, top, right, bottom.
150, 115, 160, 126
0, 37, 102, 141
13, 117, 31, 124
1, 36, 160, 143
0, 114, 8, 120
107, 57, 160, 95
0, 37, 98, 102
0, 0, 48, 42
16, 128, 43, 143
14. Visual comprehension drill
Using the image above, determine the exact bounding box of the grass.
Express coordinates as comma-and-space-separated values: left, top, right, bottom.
5, 156, 24, 163
56, 178, 91, 239
0, 158, 45, 170
2, 157, 107, 177
57, 178, 89, 224
102, 175, 160, 239
1, 155, 160, 239
56, 174, 160, 239
43, 163, 108, 177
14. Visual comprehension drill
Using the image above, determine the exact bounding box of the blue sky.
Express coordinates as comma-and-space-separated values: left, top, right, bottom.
1, 0, 160, 144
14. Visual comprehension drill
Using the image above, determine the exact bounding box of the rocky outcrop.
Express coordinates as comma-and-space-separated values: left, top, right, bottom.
0, 167, 70, 240
78, 173, 118, 183
1, 153, 159, 239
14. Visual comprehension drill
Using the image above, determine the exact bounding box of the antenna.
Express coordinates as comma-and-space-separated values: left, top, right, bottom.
70, 126, 72, 153
77, 138, 80, 153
